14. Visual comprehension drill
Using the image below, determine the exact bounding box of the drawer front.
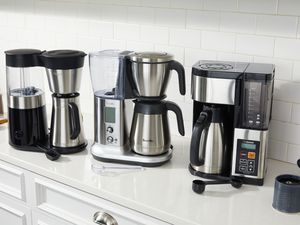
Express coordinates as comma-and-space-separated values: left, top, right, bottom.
0, 160, 26, 201
0, 193, 31, 225
32, 209, 74, 225
34, 177, 169, 225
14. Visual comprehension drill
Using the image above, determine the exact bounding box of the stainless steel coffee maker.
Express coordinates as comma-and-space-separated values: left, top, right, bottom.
89, 50, 186, 166
189, 60, 274, 193
40, 50, 87, 153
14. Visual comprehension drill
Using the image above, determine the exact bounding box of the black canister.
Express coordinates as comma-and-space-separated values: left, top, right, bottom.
272, 174, 300, 213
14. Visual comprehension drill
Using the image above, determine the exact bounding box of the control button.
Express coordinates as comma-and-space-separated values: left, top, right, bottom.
255, 121, 261, 125
106, 126, 114, 133
239, 165, 247, 172
239, 159, 247, 164
248, 166, 254, 173
107, 136, 114, 143
240, 151, 247, 158
248, 160, 255, 166
249, 120, 254, 124
248, 152, 256, 159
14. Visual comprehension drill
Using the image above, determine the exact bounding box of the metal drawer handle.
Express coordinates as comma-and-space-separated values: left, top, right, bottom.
94, 211, 118, 225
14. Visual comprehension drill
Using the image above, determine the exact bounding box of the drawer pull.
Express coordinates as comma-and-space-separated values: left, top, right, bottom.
94, 211, 118, 225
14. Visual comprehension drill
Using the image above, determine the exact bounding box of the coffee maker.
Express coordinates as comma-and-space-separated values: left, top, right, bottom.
40, 50, 87, 153
5, 49, 48, 151
189, 60, 274, 192
90, 50, 186, 166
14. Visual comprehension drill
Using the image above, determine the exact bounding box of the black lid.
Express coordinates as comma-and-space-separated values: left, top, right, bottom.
244, 63, 274, 81
192, 60, 249, 79
5, 49, 43, 67
41, 50, 86, 69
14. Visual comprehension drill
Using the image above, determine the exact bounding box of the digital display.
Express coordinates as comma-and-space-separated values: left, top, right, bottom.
105, 107, 115, 123
241, 143, 256, 150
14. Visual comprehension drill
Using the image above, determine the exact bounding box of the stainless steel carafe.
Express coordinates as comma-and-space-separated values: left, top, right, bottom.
130, 100, 185, 156
190, 106, 229, 175
129, 52, 185, 98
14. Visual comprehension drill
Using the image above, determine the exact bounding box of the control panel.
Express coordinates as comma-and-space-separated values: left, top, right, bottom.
235, 139, 260, 176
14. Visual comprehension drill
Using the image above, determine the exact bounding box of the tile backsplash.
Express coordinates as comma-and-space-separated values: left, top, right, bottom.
0, 0, 300, 164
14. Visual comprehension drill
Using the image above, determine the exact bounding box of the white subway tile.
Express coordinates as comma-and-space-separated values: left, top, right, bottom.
184, 48, 217, 67
140, 25, 169, 44
127, 7, 155, 25
217, 53, 253, 62
24, 14, 45, 30
126, 41, 154, 51
253, 57, 293, 81
274, 80, 300, 103
55, 1, 80, 17
78, 3, 102, 20
270, 120, 300, 145
35, 0, 57, 15
256, 15, 297, 38
0, 0, 14, 12
203, 0, 238, 11
271, 100, 292, 122
220, 12, 256, 34
278, 0, 300, 16
55, 34, 78, 49
292, 61, 300, 82
275, 38, 300, 60
238, 0, 278, 14
6, 13, 25, 28
89, 21, 114, 39
155, 8, 185, 28
141, 0, 170, 8
154, 45, 185, 63
287, 144, 300, 164
291, 104, 300, 124
101, 5, 127, 22
169, 29, 201, 48
77, 36, 101, 53
187, 10, 220, 31
268, 139, 288, 161
236, 35, 274, 57
166, 83, 185, 102
170, 0, 203, 9
298, 18, 300, 38
114, 23, 140, 41
108, 0, 140, 6
201, 31, 235, 52
101, 39, 126, 49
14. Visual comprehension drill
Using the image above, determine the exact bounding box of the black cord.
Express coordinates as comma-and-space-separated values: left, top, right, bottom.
297, 159, 300, 168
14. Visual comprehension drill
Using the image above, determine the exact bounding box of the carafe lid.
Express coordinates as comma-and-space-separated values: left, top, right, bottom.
129, 51, 173, 63
41, 50, 86, 70
5, 49, 43, 67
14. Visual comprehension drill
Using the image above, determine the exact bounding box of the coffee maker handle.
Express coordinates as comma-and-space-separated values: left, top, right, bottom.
166, 101, 185, 136
68, 102, 81, 140
190, 111, 211, 166
169, 60, 186, 95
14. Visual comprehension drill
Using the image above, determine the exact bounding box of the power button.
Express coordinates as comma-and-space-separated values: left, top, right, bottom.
107, 136, 114, 143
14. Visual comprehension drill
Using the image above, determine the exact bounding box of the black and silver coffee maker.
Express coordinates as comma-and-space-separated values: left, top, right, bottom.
6, 49, 48, 151
190, 60, 274, 193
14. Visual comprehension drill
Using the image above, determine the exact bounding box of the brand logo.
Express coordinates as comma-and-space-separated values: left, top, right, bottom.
142, 139, 153, 142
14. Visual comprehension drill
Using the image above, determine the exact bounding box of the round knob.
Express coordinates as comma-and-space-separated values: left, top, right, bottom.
107, 136, 113, 143
94, 211, 118, 225
106, 127, 113, 133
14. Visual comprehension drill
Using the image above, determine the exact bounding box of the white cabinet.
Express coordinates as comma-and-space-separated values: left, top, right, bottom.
0, 194, 31, 225
0, 159, 169, 225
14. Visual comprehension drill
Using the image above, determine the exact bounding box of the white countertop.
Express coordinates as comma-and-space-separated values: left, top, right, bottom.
0, 116, 299, 225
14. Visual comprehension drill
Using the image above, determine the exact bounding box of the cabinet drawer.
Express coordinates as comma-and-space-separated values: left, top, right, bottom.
0, 160, 26, 201
34, 177, 169, 225
32, 209, 73, 225
0, 193, 31, 225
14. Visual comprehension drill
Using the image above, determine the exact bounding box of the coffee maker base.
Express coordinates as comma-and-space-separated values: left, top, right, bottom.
91, 144, 173, 167
38, 139, 88, 154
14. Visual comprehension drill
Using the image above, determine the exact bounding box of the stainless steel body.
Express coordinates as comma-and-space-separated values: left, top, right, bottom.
231, 128, 269, 179
46, 68, 82, 94
8, 89, 45, 109
94, 96, 133, 148
50, 95, 86, 148
191, 76, 236, 105
131, 62, 171, 97
191, 122, 226, 174
130, 113, 171, 156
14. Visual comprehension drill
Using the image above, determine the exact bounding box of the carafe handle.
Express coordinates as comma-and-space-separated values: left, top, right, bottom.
169, 60, 186, 95
190, 111, 211, 166
165, 101, 185, 136
68, 102, 81, 140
